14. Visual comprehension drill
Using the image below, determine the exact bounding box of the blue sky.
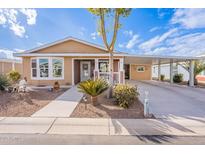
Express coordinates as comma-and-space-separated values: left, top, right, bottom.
1, 8, 205, 59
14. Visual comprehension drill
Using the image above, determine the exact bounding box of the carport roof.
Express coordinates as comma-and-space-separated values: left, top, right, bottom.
123, 53, 202, 65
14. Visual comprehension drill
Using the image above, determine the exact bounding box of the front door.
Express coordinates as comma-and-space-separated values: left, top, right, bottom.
80, 61, 91, 81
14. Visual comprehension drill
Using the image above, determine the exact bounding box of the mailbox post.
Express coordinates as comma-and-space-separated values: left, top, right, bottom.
144, 91, 149, 117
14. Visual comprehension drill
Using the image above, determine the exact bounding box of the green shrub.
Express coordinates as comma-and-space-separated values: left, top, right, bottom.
173, 73, 183, 83
77, 79, 109, 105
160, 74, 165, 81
7, 70, 21, 83
113, 84, 139, 108
0, 75, 10, 91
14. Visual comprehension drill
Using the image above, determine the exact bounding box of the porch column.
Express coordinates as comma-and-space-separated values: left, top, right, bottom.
94, 58, 99, 80
189, 60, 195, 87
158, 59, 161, 81
12, 62, 15, 71
119, 58, 125, 84
170, 59, 174, 83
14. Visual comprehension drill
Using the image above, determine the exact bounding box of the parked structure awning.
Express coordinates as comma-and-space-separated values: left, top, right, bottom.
123, 54, 202, 65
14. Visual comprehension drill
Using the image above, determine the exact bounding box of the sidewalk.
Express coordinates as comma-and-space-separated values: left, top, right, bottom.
32, 86, 83, 117
0, 117, 205, 136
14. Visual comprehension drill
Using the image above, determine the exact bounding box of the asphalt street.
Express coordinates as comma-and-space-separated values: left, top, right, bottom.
0, 134, 205, 145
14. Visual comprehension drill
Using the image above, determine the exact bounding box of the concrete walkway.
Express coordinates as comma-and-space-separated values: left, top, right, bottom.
0, 117, 205, 136
32, 86, 84, 117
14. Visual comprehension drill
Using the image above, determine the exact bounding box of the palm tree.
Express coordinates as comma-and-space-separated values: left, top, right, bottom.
77, 79, 109, 106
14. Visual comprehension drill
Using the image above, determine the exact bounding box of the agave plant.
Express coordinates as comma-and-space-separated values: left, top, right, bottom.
77, 79, 109, 106
0, 75, 10, 91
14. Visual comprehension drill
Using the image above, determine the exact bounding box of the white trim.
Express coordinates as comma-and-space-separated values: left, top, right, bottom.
30, 57, 64, 80
119, 58, 124, 71
72, 58, 74, 85
16, 52, 201, 61
124, 54, 201, 60
94, 58, 99, 79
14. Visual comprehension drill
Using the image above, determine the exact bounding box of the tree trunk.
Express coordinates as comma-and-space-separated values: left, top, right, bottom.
107, 51, 114, 98
91, 96, 98, 106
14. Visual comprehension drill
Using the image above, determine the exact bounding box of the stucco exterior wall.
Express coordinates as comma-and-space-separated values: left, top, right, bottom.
130, 64, 152, 80
22, 56, 123, 86
0, 61, 22, 75
14, 63, 23, 75
22, 57, 72, 86
35, 40, 107, 54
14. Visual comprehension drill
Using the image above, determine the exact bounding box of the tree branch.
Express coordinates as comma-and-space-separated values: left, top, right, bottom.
109, 9, 119, 52
99, 8, 109, 51
178, 62, 189, 72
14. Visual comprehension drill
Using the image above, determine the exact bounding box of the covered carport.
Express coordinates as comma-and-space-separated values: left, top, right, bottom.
123, 54, 201, 87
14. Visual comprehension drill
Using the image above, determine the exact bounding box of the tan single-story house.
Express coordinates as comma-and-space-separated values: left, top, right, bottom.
0, 59, 22, 75
14, 37, 201, 87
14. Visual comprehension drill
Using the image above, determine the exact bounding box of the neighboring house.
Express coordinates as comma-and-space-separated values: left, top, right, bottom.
0, 59, 22, 75
152, 63, 189, 81
14, 37, 199, 86
152, 55, 205, 83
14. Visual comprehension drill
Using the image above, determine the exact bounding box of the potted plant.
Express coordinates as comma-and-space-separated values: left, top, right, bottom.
53, 81, 60, 91
77, 79, 109, 106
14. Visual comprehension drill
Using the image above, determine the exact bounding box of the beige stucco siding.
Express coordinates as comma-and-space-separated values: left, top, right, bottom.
130, 64, 152, 80
14, 63, 22, 74
35, 40, 107, 54
22, 56, 124, 86
22, 57, 72, 86
0, 62, 22, 75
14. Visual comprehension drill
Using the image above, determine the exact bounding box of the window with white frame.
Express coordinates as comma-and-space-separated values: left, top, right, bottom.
137, 66, 145, 72
39, 58, 49, 77
52, 59, 63, 78
99, 60, 109, 72
31, 57, 64, 79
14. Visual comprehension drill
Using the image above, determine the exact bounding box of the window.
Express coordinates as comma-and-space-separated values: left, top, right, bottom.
137, 66, 145, 72
52, 59, 63, 78
31, 57, 64, 79
39, 59, 49, 77
31, 59, 37, 77
99, 60, 109, 72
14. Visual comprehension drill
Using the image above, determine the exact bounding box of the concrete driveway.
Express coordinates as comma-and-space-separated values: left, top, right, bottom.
127, 80, 205, 119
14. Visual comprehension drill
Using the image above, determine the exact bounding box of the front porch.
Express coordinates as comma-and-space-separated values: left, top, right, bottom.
72, 58, 125, 85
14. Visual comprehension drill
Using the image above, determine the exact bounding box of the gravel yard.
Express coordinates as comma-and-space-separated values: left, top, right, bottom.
0, 88, 67, 117
70, 92, 144, 119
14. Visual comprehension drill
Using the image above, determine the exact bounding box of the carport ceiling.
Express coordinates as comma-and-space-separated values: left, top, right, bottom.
124, 54, 201, 65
